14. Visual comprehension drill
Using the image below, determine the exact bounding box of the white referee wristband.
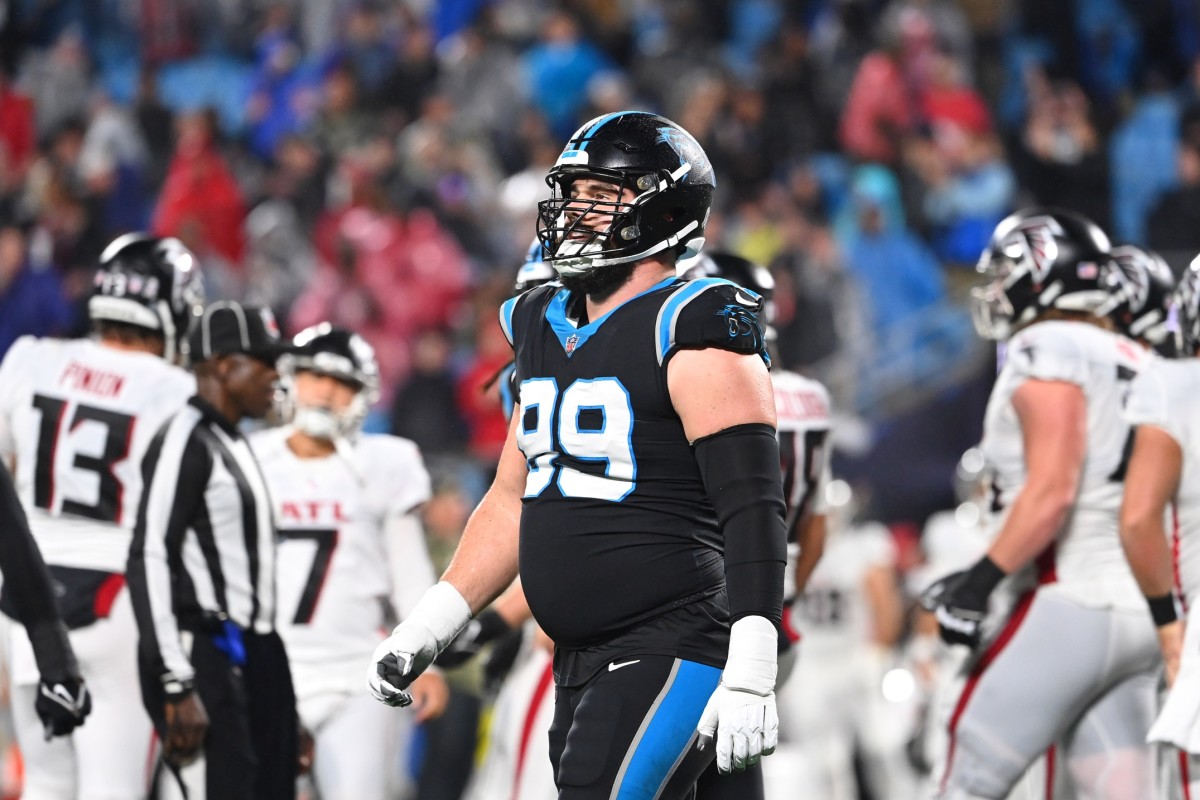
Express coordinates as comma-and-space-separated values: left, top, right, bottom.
398, 581, 473, 652
723, 615, 778, 697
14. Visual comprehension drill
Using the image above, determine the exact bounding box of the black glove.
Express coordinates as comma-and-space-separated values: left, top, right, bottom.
921, 557, 1006, 648
435, 609, 511, 669
36, 674, 91, 739
483, 627, 526, 692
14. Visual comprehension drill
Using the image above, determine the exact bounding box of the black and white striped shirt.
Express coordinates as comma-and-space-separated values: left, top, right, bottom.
127, 397, 277, 685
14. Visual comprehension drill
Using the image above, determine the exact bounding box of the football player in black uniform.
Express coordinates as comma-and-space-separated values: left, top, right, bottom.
369, 111, 788, 798
0, 466, 91, 738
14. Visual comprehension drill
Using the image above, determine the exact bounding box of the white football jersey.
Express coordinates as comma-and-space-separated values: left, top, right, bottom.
773, 369, 833, 599
981, 320, 1151, 609
1125, 357, 1200, 604
250, 427, 433, 677
792, 521, 895, 658
0, 336, 194, 572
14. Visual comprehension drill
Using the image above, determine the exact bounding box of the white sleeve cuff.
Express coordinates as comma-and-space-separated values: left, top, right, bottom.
723, 615, 778, 696
397, 581, 473, 650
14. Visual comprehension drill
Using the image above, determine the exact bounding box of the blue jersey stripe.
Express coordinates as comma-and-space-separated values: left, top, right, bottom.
654, 277, 739, 365
499, 295, 519, 346
498, 363, 517, 422
613, 660, 720, 800
546, 276, 678, 356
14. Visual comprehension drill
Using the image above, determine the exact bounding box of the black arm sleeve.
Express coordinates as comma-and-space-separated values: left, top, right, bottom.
693, 423, 787, 628
0, 468, 79, 682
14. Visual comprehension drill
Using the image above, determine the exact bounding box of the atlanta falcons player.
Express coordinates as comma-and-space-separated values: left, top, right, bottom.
930, 208, 1160, 799
249, 323, 448, 800
1120, 255, 1200, 797
0, 233, 202, 799
1103, 244, 1176, 354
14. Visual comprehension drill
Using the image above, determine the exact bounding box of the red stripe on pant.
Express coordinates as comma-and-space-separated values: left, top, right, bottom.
1045, 745, 1055, 799
940, 591, 1037, 796
1173, 505, 1188, 613
1182, 749, 1192, 800
512, 659, 555, 800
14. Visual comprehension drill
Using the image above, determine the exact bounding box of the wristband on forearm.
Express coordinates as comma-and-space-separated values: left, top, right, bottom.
961, 556, 1006, 600
1146, 592, 1181, 627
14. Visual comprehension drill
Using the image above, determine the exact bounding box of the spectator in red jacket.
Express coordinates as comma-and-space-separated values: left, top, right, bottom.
152, 110, 247, 266
0, 71, 35, 197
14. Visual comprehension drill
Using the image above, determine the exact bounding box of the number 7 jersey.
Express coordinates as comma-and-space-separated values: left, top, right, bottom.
980, 320, 1151, 609
249, 427, 433, 674
500, 276, 770, 654
0, 336, 195, 572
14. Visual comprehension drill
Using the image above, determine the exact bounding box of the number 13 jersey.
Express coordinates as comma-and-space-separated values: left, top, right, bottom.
981, 320, 1150, 609
0, 336, 194, 572
501, 276, 769, 657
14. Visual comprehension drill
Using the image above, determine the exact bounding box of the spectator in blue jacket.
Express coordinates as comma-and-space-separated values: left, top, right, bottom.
521, 10, 615, 140
837, 164, 946, 336
0, 223, 76, 358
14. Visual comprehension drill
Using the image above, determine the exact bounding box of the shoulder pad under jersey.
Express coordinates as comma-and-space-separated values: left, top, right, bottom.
1004, 320, 1094, 387
499, 283, 560, 348
654, 278, 770, 366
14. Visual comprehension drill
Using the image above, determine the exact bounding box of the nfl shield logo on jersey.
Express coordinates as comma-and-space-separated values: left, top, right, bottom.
565, 334, 579, 355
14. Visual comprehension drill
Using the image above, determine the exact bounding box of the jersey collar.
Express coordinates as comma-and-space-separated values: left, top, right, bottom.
188, 396, 244, 438
546, 276, 679, 357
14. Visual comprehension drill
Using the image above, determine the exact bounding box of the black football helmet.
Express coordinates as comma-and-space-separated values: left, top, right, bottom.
513, 239, 557, 295
536, 111, 715, 277
1175, 255, 1200, 356
679, 251, 776, 339
90, 233, 205, 362
1100, 245, 1174, 347
282, 323, 380, 439
972, 207, 1115, 341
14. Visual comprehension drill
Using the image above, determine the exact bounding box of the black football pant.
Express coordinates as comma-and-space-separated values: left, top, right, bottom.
549, 654, 721, 800
141, 630, 297, 800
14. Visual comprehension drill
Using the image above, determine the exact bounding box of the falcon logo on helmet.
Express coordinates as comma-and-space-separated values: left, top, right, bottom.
1099, 245, 1175, 348
971, 207, 1115, 341
1002, 217, 1064, 285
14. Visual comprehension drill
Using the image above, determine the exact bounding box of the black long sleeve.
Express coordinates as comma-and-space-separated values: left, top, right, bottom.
0, 468, 79, 682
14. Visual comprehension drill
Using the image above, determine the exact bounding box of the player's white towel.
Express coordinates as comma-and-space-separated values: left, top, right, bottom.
1149, 618, 1200, 752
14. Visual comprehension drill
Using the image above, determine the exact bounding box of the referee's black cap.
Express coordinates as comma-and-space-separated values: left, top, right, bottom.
189, 301, 298, 362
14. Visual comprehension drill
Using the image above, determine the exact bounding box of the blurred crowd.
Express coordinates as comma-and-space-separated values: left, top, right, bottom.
3, 0, 1200, 517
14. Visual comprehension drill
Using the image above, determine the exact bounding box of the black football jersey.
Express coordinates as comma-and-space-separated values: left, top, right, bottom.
499, 275, 769, 666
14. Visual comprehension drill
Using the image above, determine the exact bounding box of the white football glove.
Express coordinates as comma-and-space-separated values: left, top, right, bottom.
696, 615, 779, 773
368, 582, 471, 707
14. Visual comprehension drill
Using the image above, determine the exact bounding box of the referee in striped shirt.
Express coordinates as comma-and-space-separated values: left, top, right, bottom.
128, 301, 299, 799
